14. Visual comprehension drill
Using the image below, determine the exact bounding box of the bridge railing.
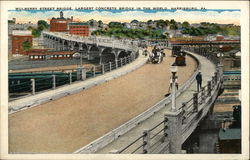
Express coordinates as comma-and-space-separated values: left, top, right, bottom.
165, 46, 224, 153
9, 55, 135, 100
43, 31, 138, 51
111, 116, 169, 154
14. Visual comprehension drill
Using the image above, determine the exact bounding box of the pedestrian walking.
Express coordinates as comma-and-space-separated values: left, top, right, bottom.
196, 71, 202, 92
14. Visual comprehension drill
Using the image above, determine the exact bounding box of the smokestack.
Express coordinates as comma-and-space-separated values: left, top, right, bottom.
71, 16, 73, 22
13, 18, 16, 24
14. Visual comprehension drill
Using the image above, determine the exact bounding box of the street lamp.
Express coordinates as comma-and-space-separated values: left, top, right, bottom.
78, 45, 86, 80
217, 45, 224, 65
170, 64, 178, 111
217, 45, 224, 78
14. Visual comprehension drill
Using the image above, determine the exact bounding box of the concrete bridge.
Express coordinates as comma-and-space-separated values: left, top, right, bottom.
9, 35, 225, 154
75, 48, 224, 154
42, 31, 138, 64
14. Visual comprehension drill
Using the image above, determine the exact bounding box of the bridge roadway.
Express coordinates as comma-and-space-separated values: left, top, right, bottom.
96, 51, 216, 154
9, 49, 197, 153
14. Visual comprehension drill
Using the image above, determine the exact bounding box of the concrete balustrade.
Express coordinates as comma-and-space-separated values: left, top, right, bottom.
31, 79, 35, 95
83, 48, 223, 154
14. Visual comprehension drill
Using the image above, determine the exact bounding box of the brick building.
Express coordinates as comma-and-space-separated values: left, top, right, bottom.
69, 22, 89, 36
12, 30, 32, 55
8, 18, 37, 54
50, 11, 73, 32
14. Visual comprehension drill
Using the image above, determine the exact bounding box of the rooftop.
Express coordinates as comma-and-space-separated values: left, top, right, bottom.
219, 128, 241, 140
12, 30, 32, 36
69, 22, 89, 25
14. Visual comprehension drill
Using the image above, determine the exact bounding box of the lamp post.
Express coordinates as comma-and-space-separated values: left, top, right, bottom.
170, 64, 178, 111
217, 45, 224, 65
217, 45, 224, 77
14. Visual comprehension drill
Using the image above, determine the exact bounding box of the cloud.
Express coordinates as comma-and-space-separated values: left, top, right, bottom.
8, 9, 240, 25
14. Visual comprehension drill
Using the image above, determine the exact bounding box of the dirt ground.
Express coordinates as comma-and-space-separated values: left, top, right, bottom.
9, 49, 197, 153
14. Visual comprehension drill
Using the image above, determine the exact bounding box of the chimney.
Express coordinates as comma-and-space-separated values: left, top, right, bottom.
13, 18, 16, 24
71, 16, 73, 22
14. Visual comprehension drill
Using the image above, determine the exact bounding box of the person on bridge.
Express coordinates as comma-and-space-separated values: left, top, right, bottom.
196, 71, 202, 92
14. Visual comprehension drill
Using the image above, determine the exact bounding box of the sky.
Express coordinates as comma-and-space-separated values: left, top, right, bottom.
8, 9, 240, 25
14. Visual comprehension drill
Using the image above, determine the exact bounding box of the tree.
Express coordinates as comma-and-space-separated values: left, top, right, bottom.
170, 23, 178, 30
27, 26, 33, 31
98, 20, 103, 28
37, 20, 49, 29
182, 21, 190, 28
88, 19, 95, 27
147, 20, 153, 25
22, 40, 31, 53
32, 28, 41, 38
131, 19, 139, 24
156, 19, 166, 29
170, 19, 176, 25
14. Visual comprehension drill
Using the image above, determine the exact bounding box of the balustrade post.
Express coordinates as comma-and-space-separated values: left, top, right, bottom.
165, 110, 182, 153
207, 81, 211, 96
69, 72, 72, 84
142, 129, 151, 154
109, 62, 112, 71
76, 67, 81, 80
201, 87, 205, 103
102, 64, 105, 74
193, 92, 198, 112
163, 115, 169, 141
81, 67, 86, 80
181, 103, 187, 124
115, 59, 118, 68
212, 76, 215, 89
214, 72, 217, 84
31, 79, 35, 95
52, 75, 56, 89
120, 58, 123, 67
93, 66, 96, 77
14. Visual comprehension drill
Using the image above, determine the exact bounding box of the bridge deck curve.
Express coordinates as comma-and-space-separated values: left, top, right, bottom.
96, 50, 216, 154
9, 49, 197, 153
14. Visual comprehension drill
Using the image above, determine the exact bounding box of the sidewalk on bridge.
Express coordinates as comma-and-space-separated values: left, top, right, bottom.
9, 51, 148, 113
96, 51, 216, 153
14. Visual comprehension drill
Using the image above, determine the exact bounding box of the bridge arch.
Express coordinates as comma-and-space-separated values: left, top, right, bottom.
101, 47, 115, 63
118, 50, 130, 59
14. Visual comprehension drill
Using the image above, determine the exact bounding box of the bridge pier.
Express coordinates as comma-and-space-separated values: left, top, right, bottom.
98, 47, 106, 64
165, 110, 183, 153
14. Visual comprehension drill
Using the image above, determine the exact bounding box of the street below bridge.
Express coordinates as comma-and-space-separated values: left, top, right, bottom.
9, 49, 196, 153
